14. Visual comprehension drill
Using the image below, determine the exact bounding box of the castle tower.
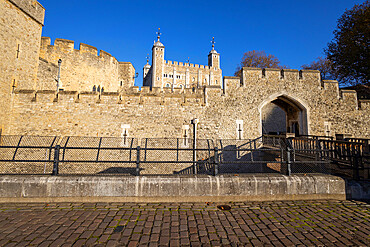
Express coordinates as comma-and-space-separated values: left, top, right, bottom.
143, 54, 151, 82
208, 37, 220, 69
151, 28, 165, 88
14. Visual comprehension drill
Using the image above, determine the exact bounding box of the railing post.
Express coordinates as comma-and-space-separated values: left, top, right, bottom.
191, 118, 199, 175
353, 154, 360, 180
214, 147, 219, 176
287, 146, 292, 176
52, 145, 60, 175
136, 146, 141, 176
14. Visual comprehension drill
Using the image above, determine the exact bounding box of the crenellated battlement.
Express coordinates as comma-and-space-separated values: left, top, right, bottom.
13, 86, 206, 106
37, 37, 136, 92
242, 67, 321, 82
40, 37, 118, 64
165, 60, 210, 70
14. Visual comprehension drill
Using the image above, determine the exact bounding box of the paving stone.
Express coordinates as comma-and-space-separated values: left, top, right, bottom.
0, 200, 369, 246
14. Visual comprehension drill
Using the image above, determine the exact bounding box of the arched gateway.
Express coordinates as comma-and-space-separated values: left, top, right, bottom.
259, 93, 309, 136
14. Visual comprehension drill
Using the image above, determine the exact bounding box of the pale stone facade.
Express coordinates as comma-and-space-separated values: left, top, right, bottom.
0, 0, 44, 133
0, 0, 369, 140
143, 36, 222, 90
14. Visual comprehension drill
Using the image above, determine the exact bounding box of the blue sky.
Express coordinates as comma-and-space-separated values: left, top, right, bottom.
39, 0, 364, 87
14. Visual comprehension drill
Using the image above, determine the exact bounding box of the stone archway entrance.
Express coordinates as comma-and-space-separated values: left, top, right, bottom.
260, 94, 308, 136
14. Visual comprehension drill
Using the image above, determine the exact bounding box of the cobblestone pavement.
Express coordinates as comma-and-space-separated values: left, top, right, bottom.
0, 200, 369, 246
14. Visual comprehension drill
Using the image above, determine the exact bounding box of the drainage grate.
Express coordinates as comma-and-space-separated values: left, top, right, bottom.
113, 226, 125, 233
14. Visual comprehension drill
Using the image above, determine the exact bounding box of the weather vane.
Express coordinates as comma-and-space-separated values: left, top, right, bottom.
211, 37, 215, 49
146, 54, 149, 63
156, 28, 161, 41
187, 57, 190, 63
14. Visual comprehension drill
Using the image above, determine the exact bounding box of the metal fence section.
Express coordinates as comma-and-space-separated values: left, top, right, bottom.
0, 135, 368, 178
290, 137, 370, 179
217, 138, 285, 174
140, 138, 214, 175
0, 135, 59, 174
58, 136, 138, 175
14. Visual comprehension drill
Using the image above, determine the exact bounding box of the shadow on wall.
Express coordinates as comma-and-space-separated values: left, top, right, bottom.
262, 102, 286, 135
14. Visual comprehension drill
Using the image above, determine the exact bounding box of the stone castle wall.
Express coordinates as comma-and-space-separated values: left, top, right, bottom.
1, 0, 369, 139
0, 0, 44, 132
38, 37, 135, 92
6, 68, 370, 140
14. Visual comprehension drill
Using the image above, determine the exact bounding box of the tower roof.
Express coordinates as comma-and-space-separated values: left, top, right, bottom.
144, 54, 151, 68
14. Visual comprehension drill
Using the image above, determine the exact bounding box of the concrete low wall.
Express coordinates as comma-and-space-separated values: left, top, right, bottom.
0, 174, 346, 203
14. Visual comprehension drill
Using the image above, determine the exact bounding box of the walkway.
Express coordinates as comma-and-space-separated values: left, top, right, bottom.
0, 200, 369, 246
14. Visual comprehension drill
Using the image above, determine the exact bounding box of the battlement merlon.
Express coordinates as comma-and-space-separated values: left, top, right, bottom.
241, 67, 321, 83
8, 0, 45, 25
80, 43, 98, 56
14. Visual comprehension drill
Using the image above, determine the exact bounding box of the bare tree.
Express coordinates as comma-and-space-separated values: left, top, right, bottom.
301, 57, 336, 81
234, 50, 287, 77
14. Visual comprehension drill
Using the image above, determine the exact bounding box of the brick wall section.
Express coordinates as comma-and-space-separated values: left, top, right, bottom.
118, 62, 135, 91
38, 37, 135, 92
36, 58, 58, 90
0, 0, 44, 132
7, 69, 370, 139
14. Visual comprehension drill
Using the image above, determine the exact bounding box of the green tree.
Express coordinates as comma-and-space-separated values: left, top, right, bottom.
234, 50, 287, 77
301, 57, 336, 81
325, 1, 370, 85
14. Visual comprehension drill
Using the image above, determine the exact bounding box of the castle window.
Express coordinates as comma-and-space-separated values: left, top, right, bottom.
157, 77, 159, 80
176, 75, 180, 79
192, 77, 195, 82
93, 85, 96, 92
101, 87, 104, 93
165, 84, 170, 88
97, 86, 101, 92
179, 84, 183, 89
120, 81, 123, 86
215, 80, 218, 84
169, 74, 173, 78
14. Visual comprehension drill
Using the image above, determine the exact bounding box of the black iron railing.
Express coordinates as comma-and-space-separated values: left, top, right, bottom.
0, 135, 368, 179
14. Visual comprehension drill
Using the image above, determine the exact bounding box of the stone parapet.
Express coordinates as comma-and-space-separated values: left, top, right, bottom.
0, 174, 346, 203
